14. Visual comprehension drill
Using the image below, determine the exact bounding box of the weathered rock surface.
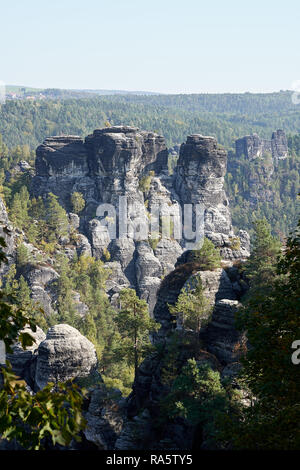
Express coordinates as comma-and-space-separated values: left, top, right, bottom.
0, 196, 16, 274
201, 299, 246, 365
174, 134, 249, 259
84, 388, 125, 450
7, 326, 46, 388
2, 126, 252, 450
235, 129, 288, 162
35, 324, 98, 390
31, 127, 249, 312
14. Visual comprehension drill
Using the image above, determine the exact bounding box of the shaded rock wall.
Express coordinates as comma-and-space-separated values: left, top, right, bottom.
235, 129, 288, 162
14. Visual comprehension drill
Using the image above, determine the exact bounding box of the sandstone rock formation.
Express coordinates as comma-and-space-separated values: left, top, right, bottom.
35, 324, 98, 390
7, 326, 46, 389
84, 387, 125, 450
235, 129, 288, 162
31, 127, 249, 315
0, 196, 16, 275
2, 126, 253, 450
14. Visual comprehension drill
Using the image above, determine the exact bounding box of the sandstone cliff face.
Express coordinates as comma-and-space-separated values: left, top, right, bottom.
7, 326, 46, 390
0, 196, 16, 275
235, 129, 288, 162
4, 126, 251, 450
6, 324, 98, 394
31, 127, 249, 315
174, 134, 249, 258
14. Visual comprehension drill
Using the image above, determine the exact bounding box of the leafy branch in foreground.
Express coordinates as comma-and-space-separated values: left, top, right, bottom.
0, 365, 86, 450
0, 235, 87, 450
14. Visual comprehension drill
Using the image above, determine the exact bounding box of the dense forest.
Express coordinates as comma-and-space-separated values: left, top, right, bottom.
225, 140, 300, 237
0, 91, 299, 236
1, 91, 300, 149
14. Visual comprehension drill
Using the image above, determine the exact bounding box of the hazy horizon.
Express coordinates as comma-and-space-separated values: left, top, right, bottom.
5, 83, 295, 95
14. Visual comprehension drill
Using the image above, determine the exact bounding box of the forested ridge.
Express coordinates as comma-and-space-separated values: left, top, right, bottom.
1, 91, 300, 149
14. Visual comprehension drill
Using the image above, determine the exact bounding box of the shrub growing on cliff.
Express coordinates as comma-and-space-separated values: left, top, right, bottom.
244, 217, 281, 294
191, 237, 222, 271
138, 171, 155, 193
46, 193, 69, 242
71, 191, 85, 214
169, 276, 211, 334
160, 359, 235, 448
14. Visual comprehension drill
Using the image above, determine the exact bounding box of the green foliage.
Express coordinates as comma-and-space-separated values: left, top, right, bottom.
4, 186, 70, 252
0, 364, 86, 450
0, 94, 299, 239
160, 359, 235, 447
138, 171, 154, 193
9, 186, 30, 230
16, 243, 32, 268
52, 254, 134, 394
46, 193, 69, 241
190, 237, 222, 271
2, 264, 54, 332
0, 235, 86, 450
114, 288, 160, 376
71, 191, 85, 214
228, 236, 241, 251
226, 150, 300, 236
218, 219, 300, 449
103, 247, 111, 261
169, 276, 211, 334
2, 92, 300, 151
244, 218, 281, 294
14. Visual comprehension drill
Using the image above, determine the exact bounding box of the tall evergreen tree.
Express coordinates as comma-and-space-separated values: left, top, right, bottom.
169, 276, 211, 334
115, 288, 160, 377
46, 193, 69, 241
244, 218, 282, 292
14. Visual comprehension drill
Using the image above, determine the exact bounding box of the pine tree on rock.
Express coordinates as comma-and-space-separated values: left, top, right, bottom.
115, 288, 160, 377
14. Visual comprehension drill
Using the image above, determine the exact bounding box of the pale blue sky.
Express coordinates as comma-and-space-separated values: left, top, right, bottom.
1, 0, 300, 93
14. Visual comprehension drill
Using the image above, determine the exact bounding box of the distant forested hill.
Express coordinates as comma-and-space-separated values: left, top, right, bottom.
1, 91, 300, 149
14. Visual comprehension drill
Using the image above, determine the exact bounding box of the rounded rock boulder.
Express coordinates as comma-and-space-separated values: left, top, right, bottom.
35, 324, 98, 390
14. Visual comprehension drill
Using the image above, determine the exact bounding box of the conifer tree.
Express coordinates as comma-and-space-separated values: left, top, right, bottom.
46, 193, 69, 241
169, 276, 211, 334
115, 288, 160, 376
244, 218, 281, 291
71, 191, 85, 214
220, 219, 300, 449
191, 237, 222, 271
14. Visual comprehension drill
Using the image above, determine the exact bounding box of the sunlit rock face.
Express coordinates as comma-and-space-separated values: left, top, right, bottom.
31, 127, 249, 315
174, 134, 249, 257
35, 324, 98, 390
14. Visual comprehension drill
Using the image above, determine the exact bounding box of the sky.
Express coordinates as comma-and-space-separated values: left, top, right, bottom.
1, 0, 300, 94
